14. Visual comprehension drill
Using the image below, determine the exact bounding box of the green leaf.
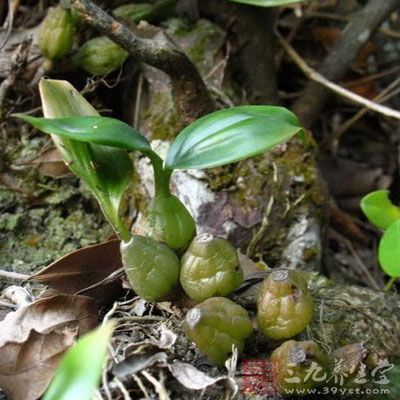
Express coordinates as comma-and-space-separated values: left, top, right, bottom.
43, 322, 115, 400
165, 105, 303, 170
360, 190, 400, 230
378, 220, 400, 277
17, 79, 133, 241
227, 0, 305, 7
13, 115, 152, 154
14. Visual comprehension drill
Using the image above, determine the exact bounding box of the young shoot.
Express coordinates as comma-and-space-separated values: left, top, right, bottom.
361, 190, 400, 291
15, 78, 305, 301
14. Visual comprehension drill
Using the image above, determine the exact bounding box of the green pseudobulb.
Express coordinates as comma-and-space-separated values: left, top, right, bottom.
180, 233, 243, 302
137, 195, 196, 253
112, 3, 154, 23
120, 235, 180, 301
184, 297, 253, 366
271, 340, 327, 396
73, 36, 128, 76
37, 5, 75, 60
257, 269, 314, 340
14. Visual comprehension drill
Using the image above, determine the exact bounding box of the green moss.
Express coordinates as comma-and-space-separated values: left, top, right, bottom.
166, 19, 225, 74
0, 213, 21, 231
0, 187, 17, 210
1, 96, 113, 278
307, 273, 400, 361
0, 199, 112, 275
144, 92, 183, 141
201, 138, 325, 268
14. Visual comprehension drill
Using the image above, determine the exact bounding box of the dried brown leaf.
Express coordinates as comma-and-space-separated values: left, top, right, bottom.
24, 148, 72, 178
0, 329, 76, 400
0, 294, 98, 347
169, 361, 235, 391
113, 352, 168, 378
28, 239, 124, 304
0, 294, 97, 399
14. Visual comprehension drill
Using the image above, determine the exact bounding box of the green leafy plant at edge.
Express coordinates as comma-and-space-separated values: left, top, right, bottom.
43, 322, 115, 400
361, 190, 400, 291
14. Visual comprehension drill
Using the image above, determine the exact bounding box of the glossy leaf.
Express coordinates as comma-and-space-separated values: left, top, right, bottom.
43, 322, 115, 400
378, 220, 400, 277
165, 105, 303, 170
14, 115, 152, 153
227, 0, 305, 7
17, 79, 132, 240
360, 190, 400, 230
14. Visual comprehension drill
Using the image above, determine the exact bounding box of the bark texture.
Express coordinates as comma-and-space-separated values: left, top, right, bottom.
71, 0, 215, 123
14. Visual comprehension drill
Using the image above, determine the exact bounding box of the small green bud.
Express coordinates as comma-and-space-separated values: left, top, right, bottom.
184, 297, 252, 366
271, 340, 327, 396
72, 36, 128, 76
257, 269, 314, 340
112, 0, 176, 24
120, 235, 180, 301
137, 195, 196, 253
112, 3, 154, 23
180, 233, 243, 302
37, 5, 75, 60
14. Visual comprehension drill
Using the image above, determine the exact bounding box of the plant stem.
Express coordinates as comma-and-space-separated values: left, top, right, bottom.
148, 153, 172, 198
97, 194, 131, 242
384, 276, 398, 292
111, 215, 131, 242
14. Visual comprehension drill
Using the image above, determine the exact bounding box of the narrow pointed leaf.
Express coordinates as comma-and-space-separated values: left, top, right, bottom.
227, 0, 305, 7
360, 190, 400, 230
17, 79, 132, 240
13, 115, 151, 153
165, 105, 303, 170
43, 322, 115, 400
378, 220, 400, 277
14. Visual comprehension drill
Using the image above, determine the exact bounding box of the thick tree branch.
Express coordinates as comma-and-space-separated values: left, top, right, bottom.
291, 0, 400, 128
70, 0, 215, 124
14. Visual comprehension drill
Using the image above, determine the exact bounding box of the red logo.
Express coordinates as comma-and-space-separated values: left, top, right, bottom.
240, 358, 279, 397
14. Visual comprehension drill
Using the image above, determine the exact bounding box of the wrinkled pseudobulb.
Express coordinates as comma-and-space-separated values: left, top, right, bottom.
38, 5, 75, 61
180, 233, 243, 302
184, 297, 252, 366
257, 269, 314, 340
271, 340, 327, 396
120, 235, 180, 301
73, 36, 128, 76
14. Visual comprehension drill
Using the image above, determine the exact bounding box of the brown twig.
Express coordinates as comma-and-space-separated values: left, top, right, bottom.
330, 229, 381, 291
343, 65, 400, 88
0, 0, 21, 50
0, 39, 30, 117
70, 0, 215, 124
0, 269, 30, 281
305, 11, 400, 41
278, 33, 400, 121
321, 77, 400, 149
291, 0, 400, 128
